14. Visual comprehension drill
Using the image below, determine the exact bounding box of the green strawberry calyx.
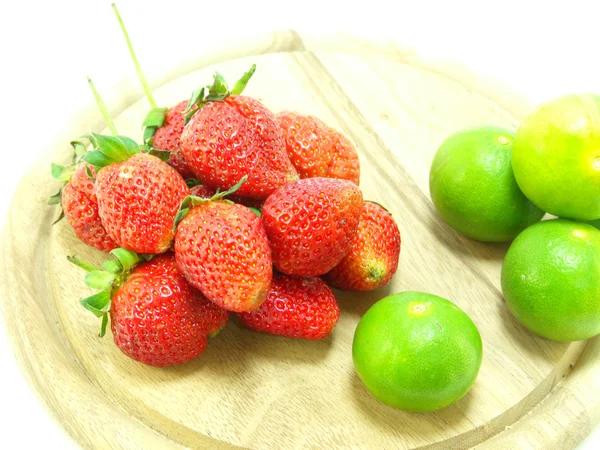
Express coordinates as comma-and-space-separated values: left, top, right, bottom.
48, 140, 89, 224
142, 106, 168, 145
81, 133, 140, 168
79, 132, 170, 170
183, 64, 256, 125
184, 178, 261, 217
84, 76, 170, 168
173, 175, 248, 232
49, 132, 168, 221
50, 75, 168, 223
68, 248, 151, 337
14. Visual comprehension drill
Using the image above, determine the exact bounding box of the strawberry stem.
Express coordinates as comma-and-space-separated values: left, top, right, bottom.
110, 248, 141, 272
67, 255, 98, 272
111, 3, 167, 144
206, 175, 248, 202
172, 176, 248, 231
111, 2, 157, 108
87, 77, 118, 136
85, 270, 118, 291
183, 65, 256, 124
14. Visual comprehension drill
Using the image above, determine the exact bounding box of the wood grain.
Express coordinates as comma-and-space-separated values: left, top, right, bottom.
0, 31, 598, 450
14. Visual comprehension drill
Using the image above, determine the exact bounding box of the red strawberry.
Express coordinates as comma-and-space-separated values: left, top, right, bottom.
60, 164, 118, 252
189, 184, 217, 199
180, 67, 298, 200
324, 202, 401, 290
189, 183, 264, 210
151, 100, 196, 179
74, 75, 189, 254
261, 177, 363, 276
69, 250, 228, 367
111, 253, 228, 366
85, 134, 189, 254
237, 273, 340, 340
277, 111, 360, 185
49, 80, 120, 252
174, 180, 273, 312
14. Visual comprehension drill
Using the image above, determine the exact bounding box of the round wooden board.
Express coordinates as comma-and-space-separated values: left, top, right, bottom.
1, 31, 599, 450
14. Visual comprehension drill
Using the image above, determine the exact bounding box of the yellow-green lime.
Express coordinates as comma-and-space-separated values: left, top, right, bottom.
512, 94, 600, 220
501, 219, 600, 341
566, 218, 600, 230
430, 126, 545, 242
352, 291, 482, 412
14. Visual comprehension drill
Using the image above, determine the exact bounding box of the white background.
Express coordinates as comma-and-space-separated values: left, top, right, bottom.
0, 0, 599, 448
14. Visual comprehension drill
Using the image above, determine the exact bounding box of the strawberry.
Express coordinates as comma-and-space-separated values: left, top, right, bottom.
261, 177, 363, 276
237, 273, 340, 340
49, 80, 118, 252
82, 133, 189, 254
59, 163, 118, 252
180, 67, 298, 200
277, 111, 360, 185
49, 135, 116, 253
189, 183, 217, 199
324, 202, 401, 290
56, 78, 187, 254
69, 250, 228, 367
189, 182, 264, 210
150, 100, 195, 179
174, 178, 273, 312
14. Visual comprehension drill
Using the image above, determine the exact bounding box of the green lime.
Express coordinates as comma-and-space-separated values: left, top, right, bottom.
430, 126, 545, 242
565, 218, 600, 230
512, 94, 600, 221
501, 219, 600, 341
352, 291, 482, 412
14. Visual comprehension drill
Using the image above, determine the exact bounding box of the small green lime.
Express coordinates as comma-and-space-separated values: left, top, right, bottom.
430, 126, 545, 242
501, 219, 600, 341
512, 94, 600, 220
352, 291, 482, 412
565, 218, 600, 230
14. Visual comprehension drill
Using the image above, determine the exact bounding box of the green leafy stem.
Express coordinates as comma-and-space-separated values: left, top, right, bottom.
173, 175, 248, 232
68, 248, 147, 337
47, 140, 90, 223
183, 64, 256, 125
142, 106, 168, 145
111, 3, 169, 146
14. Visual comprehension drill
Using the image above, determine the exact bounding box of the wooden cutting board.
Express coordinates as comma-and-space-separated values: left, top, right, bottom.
1, 31, 598, 450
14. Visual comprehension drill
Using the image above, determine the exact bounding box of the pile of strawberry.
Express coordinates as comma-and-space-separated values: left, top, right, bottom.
50, 8, 401, 368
